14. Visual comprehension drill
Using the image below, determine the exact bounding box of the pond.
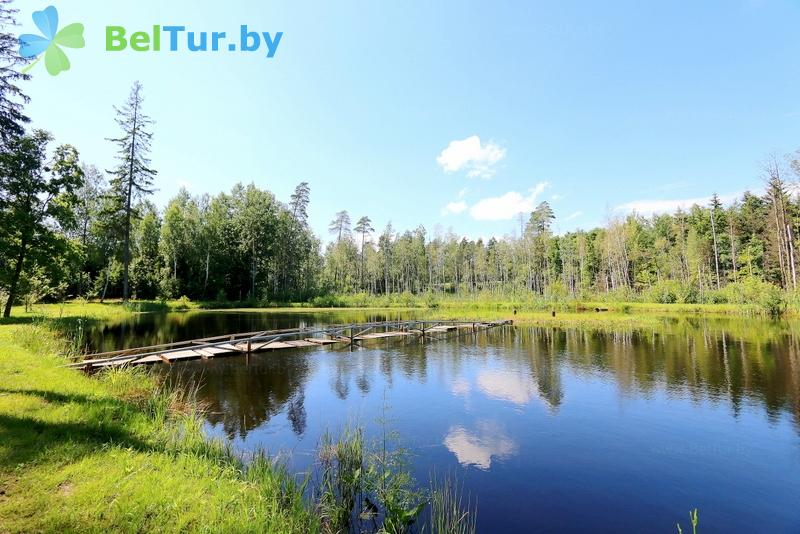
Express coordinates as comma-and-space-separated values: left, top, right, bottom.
87, 311, 800, 532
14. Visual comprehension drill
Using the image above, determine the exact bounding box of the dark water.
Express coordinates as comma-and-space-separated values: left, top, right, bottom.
88, 311, 800, 532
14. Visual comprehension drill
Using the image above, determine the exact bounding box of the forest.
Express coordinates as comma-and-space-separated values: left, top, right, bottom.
2, 16, 800, 316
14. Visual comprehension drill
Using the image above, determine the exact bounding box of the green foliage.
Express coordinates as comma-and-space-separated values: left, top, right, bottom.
760, 284, 786, 317
0, 130, 83, 317
645, 280, 698, 304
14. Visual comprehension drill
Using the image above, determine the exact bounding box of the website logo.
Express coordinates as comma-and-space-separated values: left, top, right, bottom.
18, 5, 85, 76
105, 26, 283, 57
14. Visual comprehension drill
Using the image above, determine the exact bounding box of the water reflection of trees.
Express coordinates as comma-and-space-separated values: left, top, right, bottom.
492, 320, 800, 429
162, 315, 800, 440
189, 352, 312, 440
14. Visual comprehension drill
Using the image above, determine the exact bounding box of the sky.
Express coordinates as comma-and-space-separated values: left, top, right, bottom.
17, 0, 800, 242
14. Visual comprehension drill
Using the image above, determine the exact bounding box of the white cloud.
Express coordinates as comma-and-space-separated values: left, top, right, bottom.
469, 182, 549, 221
458, 187, 469, 198
441, 201, 468, 216
564, 211, 582, 221
437, 135, 506, 179
551, 193, 563, 201
614, 192, 740, 216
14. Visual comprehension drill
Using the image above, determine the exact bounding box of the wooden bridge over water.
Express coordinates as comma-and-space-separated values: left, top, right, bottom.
69, 319, 513, 371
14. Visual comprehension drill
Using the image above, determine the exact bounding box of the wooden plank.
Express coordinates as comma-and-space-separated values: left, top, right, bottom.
304, 338, 339, 345
196, 346, 232, 359
164, 349, 203, 362
355, 331, 414, 340
427, 326, 457, 333
88, 357, 138, 369
135, 353, 172, 365
235, 341, 273, 352
261, 341, 296, 350
284, 340, 319, 348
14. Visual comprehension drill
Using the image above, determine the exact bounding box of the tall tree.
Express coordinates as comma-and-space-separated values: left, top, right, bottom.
710, 193, 721, 289
289, 181, 310, 223
107, 81, 156, 302
0, 130, 83, 316
0, 0, 30, 146
329, 210, 351, 242
71, 164, 104, 295
764, 158, 795, 288
354, 215, 374, 289
73, 165, 104, 247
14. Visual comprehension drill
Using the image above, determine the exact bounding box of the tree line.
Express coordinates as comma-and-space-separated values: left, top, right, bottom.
2, 0, 800, 316
321, 164, 800, 308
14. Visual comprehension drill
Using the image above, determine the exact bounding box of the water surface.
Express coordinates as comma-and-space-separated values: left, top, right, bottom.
88, 312, 800, 532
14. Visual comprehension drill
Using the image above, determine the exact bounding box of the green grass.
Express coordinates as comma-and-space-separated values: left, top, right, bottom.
0, 317, 318, 533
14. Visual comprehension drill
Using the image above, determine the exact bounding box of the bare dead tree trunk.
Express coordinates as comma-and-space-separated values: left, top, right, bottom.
710, 209, 721, 289
729, 217, 737, 283
787, 223, 797, 289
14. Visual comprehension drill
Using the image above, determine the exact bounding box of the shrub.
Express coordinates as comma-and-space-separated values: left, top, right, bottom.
760, 284, 785, 317
646, 280, 679, 304
175, 295, 192, 310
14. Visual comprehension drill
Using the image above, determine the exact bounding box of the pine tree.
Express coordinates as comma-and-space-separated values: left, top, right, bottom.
329, 210, 351, 242
289, 182, 310, 224
106, 81, 156, 301
354, 216, 374, 289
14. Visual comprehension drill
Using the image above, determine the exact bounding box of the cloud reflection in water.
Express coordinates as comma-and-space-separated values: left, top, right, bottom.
443, 420, 518, 469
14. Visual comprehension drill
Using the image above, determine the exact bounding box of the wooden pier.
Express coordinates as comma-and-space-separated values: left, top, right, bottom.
68, 319, 513, 371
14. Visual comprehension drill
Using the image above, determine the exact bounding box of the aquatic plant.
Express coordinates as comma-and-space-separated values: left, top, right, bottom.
317, 426, 366, 532
677, 508, 699, 534
313, 413, 428, 534
428, 474, 477, 534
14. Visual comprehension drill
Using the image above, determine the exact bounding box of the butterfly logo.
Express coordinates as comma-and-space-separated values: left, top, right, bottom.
18, 6, 85, 76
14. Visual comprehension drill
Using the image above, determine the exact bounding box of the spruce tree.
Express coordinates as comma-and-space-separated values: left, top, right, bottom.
106, 81, 156, 301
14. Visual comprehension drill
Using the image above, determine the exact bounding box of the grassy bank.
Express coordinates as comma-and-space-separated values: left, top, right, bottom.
0, 316, 317, 533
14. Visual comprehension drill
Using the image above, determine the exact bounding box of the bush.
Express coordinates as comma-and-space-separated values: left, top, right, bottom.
646, 280, 679, 304
424, 292, 440, 309
158, 275, 180, 301
760, 285, 786, 317
175, 295, 192, 311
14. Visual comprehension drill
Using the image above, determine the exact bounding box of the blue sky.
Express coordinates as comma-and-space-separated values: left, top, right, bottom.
18, 0, 800, 242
